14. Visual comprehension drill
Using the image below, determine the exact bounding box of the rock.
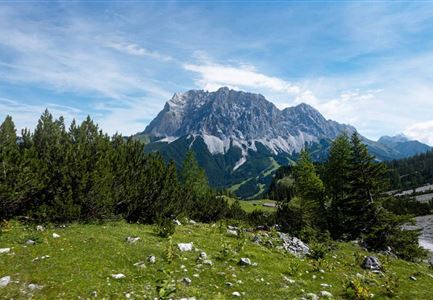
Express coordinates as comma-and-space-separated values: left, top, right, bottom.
125, 236, 141, 244
178, 243, 193, 252
361, 256, 381, 270
193, 274, 199, 278
252, 235, 261, 244
189, 219, 197, 225
52, 233, 60, 238
278, 233, 309, 256
238, 258, 251, 266
26, 240, 36, 245
133, 261, 146, 268
228, 225, 238, 230
227, 229, 238, 236
232, 291, 241, 297
147, 255, 156, 264
0, 248, 10, 254
199, 251, 207, 259
226, 282, 233, 287
409, 276, 417, 281
203, 259, 213, 266
111, 273, 126, 279
173, 219, 182, 226
320, 283, 331, 288
36, 225, 45, 231
0, 276, 11, 288
182, 277, 192, 285
319, 291, 333, 298
305, 293, 318, 300
283, 276, 295, 284
90, 291, 97, 297
28, 283, 43, 291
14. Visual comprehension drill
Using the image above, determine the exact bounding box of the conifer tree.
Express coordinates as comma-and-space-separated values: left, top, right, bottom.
293, 149, 326, 229
0, 116, 20, 219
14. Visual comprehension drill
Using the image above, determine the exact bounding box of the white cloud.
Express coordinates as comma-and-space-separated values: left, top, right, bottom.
404, 120, 433, 146
107, 42, 172, 61
183, 62, 301, 95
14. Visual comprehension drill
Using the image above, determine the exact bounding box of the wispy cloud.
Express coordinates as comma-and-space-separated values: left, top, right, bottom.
106, 42, 172, 61
404, 120, 433, 146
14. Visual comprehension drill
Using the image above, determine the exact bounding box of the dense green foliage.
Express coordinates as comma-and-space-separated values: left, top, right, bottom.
0, 112, 235, 224
386, 149, 433, 190
275, 133, 428, 260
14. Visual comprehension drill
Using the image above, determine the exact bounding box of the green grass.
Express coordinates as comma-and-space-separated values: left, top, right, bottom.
225, 196, 278, 213
1, 220, 433, 299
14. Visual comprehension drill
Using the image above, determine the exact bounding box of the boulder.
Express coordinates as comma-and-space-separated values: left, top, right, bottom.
361, 256, 381, 270
0, 276, 11, 288
125, 236, 141, 244
319, 291, 333, 298
279, 233, 309, 256
227, 229, 238, 236
147, 255, 156, 264
0, 248, 10, 254
178, 243, 193, 252
111, 273, 126, 279
238, 258, 251, 266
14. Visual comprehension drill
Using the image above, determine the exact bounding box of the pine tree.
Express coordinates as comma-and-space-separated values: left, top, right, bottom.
324, 133, 353, 238
0, 116, 20, 219
293, 149, 326, 229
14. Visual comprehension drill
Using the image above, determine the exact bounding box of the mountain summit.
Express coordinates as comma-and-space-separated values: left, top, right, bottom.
139, 87, 430, 198
144, 87, 354, 159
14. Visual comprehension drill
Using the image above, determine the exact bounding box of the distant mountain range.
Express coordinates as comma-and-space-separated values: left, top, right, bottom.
135, 87, 431, 198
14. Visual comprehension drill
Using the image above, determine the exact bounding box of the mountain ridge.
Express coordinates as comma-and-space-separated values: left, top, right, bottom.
137, 87, 431, 198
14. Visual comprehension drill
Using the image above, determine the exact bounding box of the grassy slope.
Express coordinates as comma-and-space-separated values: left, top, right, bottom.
1, 221, 433, 299
225, 196, 277, 213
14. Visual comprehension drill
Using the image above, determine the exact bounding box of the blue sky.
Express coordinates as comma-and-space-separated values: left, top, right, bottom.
1, 2, 433, 145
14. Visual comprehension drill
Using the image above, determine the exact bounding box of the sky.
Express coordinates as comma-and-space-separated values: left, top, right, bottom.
1, 2, 433, 145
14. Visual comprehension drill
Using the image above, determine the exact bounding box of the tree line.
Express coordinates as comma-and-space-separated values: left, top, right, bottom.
274, 133, 427, 260
386, 149, 433, 190
0, 111, 236, 224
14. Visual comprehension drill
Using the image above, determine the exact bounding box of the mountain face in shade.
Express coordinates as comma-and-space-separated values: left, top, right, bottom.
377, 134, 431, 158
138, 87, 430, 198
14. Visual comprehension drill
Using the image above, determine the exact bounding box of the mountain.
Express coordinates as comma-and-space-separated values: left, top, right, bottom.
137, 87, 430, 198
377, 134, 431, 158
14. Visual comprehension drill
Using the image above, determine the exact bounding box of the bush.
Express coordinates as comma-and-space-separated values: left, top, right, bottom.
155, 218, 176, 238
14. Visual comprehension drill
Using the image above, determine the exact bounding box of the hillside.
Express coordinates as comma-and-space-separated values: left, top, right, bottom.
1, 221, 433, 299
137, 88, 430, 199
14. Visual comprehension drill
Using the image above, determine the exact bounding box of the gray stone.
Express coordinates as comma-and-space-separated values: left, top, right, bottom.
52, 233, 60, 238
178, 243, 193, 252
111, 273, 126, 279
203, 259, 213, 266
410, 276, 417, 281
305, 293, 318, 300
28, 283, 43, 291
182, 277, 192, 285
227, 229, 238, 236
199, 251, 207, 259
147, 255, 156, 264
238, 258, 251, 266
0, 248, 10, 254
319, 291, 333, 298
126, 236, 141, 244
361, 256, 381, 270
173, 219, 182, 226
36, 225, 45, 231
0, 276, 11, 288
26, 240, 36, 245
232, 291, 241, 297
278, 233, 309, 256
